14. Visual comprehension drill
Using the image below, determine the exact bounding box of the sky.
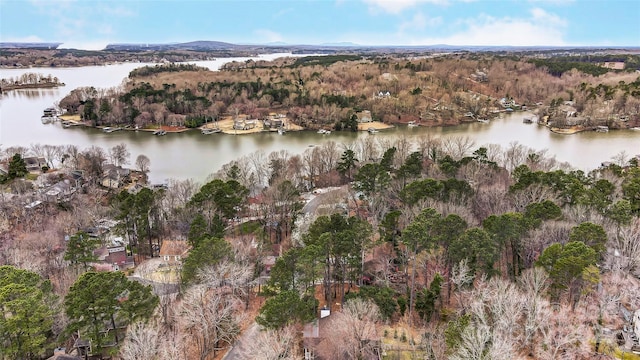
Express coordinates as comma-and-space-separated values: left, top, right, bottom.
0, 0, 639, 50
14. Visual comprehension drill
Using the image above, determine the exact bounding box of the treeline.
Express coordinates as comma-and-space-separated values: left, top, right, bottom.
528, 58, 611, 77
57, 53, 640, 131
0, 72, 62, 86
291, 54, 363, 67
128, 63, 209, 77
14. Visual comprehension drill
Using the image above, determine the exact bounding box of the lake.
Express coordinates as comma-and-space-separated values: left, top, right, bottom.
1, 54, 638, 183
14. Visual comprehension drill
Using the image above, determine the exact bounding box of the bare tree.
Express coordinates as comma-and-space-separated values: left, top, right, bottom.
110, 143, 131, 167
240, 325, 298, 360
179, 285, 244, 360
120, 321, 160, 360
135, 154, 151, 174
320, 298, 381, 360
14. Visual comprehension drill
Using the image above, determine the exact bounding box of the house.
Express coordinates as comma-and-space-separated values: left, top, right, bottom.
263, 114, 286, 129
101, 164, 130, 189
93, 245, 133, 271
499, 98, 516, 109
303, 310, 381, 360
0, 163, 8, 176
159, 240, 190, 264
355, 110, 372, 123
44, 179, 77, 202
24, 156, 46, 172
375, 91, 391, 99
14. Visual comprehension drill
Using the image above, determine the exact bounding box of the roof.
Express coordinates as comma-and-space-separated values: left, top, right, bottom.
159, 240, 190, 257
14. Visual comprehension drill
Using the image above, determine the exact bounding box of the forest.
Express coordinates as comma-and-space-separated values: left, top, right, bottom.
56, 52, 640, 132
1, 128, 640, 359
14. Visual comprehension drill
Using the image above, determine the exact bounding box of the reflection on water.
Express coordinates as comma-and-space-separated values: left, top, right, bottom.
1, 57, 639, 184
1, 88, 60, 99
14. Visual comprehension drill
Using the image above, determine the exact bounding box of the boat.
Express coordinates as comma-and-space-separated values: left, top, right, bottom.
103, 127, 115, 133
523, 117, 533, 124
61, 121, 73, 128
477, 118, 490, 124
505, 108, 514, 113
367, 127, 379, 134
201, 128, 221, 134
153, 129, 167, 136
630, 127, 640, 131
41, 107, 59, 123
317, 129, 331, 135
278, 128, 286, 135
595, 126, 609, 133
407, 121, 419, 127
41, 115, 55, 124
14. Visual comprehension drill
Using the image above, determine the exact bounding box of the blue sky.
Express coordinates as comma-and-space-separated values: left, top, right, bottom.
1, 0, 638, 50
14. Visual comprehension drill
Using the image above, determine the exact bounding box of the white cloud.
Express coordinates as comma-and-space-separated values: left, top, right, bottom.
415, 13, 568, 46
398, 12, 442, 33
350, 9, 569, 46
363, 0, 448, 14
254, 29, 284, 43
530, 7, 566, 26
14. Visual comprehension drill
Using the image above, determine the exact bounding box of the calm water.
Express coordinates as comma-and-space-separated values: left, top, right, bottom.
1, 55, 639, 183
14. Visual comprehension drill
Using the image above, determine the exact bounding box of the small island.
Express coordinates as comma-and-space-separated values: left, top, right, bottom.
0, 72, 65, 93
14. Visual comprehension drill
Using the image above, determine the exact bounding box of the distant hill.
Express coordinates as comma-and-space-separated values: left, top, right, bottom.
105, 40, 239, 51
0, 42, 62, 49
2, 40, 639, 54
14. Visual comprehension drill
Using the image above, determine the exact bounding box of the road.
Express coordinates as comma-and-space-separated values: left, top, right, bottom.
222, 322, 260, 360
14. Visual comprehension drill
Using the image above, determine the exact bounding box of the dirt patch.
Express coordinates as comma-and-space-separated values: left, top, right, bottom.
357, 121, 394, 131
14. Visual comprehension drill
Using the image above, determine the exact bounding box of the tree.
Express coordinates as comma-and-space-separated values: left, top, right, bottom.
7, 153, 28, 179
336, 149, 358, 181
400, 178, 443, 206
110, 143, 130, 167
0, 266, 55, 360
622, 168, 640, 214
354, 163, 390, 197
119, 321, 160, 360
181, 236, 232, 284
536, 241, 597, 304
319, 298, 381, 360
241, 325, 299, 360
396, 151, 423, 185
256, 290, 317, 329
416, 273, 444, 320
401, 208, 441, 323
189, 179, 249, 220
449, 228, 498, 276
64, 271, 158, 356
179, 285, 243, 360
523, 200, 562, 229
64, 230, 100, 272
483, 212, 527, 279
569, 222, 607, 258
135, 154, 150, 174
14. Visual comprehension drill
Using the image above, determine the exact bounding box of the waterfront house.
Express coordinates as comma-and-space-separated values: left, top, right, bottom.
101, 164, 130, 189
356, 110, 373, 123
24, 156, 46, 172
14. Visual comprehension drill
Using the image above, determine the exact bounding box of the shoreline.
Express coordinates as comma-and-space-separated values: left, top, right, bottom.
0, 82, 64, 92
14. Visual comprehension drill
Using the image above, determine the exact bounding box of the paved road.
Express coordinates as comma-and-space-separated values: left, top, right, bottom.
223, 322, 260, 360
